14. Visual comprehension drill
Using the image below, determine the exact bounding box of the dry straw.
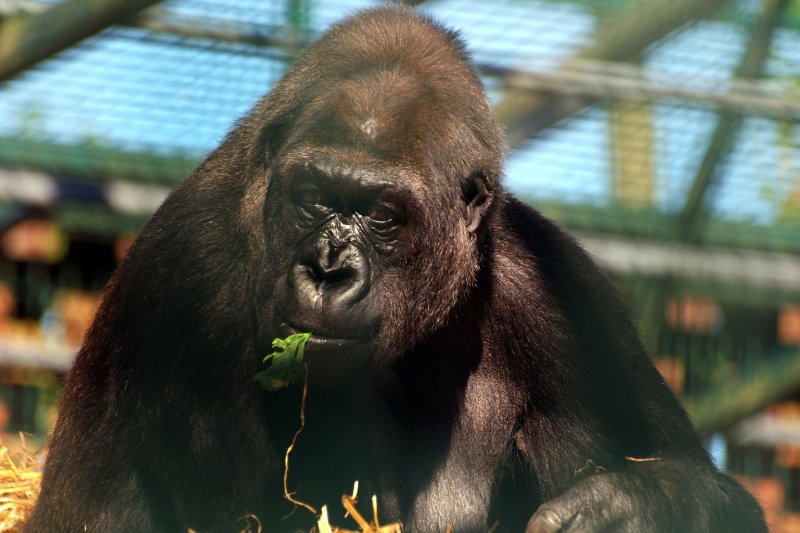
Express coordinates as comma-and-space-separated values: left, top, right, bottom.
0, 436, 43, 532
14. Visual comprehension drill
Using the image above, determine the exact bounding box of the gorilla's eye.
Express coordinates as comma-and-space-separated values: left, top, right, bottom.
365, 204, 396, 224
293, 184, 326, 216
299, 189, 322, 206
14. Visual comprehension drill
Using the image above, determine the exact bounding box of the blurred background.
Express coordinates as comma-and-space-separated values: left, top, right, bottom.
0, 0, 798, 529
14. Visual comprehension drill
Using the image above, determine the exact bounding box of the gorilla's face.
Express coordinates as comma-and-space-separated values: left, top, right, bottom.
261, 67, 497, 373
270, 149, 411, 352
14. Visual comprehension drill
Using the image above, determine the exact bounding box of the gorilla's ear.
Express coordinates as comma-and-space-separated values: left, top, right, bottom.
463, 172, 493, 233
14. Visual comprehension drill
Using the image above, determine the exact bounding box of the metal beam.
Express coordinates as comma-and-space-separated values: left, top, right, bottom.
127, 8, 306, 53
492, 0, 731, 148
0, 136, 197, 186
0, 0, 166, 81
576, 232, 800, 297
637, 0, 787, 354
481, 61, 800, 122
125, 8, 800, 122
685, 349, 800, 433
677, 0, 789, 242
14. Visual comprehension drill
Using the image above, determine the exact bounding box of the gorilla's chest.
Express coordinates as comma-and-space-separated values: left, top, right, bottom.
260, 375, 510, 532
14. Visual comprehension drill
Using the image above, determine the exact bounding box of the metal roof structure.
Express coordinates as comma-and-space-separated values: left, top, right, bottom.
0, 0, 797, 243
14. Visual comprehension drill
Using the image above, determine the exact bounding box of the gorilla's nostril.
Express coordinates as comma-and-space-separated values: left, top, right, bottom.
303, 263, 323, 282
303, 262, 353, 286
323, 268, 352, 285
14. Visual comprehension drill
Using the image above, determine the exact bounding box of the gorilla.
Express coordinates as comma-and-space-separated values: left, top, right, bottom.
27, 5, 766, 533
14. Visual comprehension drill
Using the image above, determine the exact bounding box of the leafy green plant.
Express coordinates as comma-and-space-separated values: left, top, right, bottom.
255, 332, 312, 391
255, 332, 317, 514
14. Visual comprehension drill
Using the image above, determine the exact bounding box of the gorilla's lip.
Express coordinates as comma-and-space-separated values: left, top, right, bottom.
279, 319, 373, 347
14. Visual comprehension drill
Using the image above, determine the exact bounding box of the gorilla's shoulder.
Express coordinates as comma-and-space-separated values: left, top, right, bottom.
495, 195, 613, 296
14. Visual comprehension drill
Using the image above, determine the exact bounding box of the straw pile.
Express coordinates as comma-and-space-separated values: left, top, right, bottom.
0, 458, 406, 533
0, 437, 42, 532
0, 438, 425, 533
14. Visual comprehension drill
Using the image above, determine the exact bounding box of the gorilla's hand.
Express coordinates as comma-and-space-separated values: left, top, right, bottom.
526, 472, 662, 533
525, 460, 767, 533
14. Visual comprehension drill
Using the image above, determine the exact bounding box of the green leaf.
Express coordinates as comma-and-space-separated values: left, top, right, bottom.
255, 332, 312, 391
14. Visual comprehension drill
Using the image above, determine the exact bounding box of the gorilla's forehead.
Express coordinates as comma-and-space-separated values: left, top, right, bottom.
293, 68, 445, 161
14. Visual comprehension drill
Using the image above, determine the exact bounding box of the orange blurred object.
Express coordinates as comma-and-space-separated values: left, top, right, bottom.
114, 233, 138, 264
653, 356, 685, 393
737, 476, 785, 529
0, 219, 68, 264
777, 514, 800, 533
778, 306, 800, 346
55, 291, 101, 346
665, 296, 719, 333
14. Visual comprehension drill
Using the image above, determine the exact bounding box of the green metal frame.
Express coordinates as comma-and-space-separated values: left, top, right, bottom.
0, 136, 198, 186
0, 0, 167, 81
685, 347, 800, 433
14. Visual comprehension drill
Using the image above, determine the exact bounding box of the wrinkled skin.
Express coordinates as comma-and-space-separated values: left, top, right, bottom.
27, 6, 766, 533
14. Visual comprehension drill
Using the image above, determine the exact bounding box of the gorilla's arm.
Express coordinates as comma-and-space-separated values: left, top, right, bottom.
498, 198, 766, 533
25, 131, 280, 533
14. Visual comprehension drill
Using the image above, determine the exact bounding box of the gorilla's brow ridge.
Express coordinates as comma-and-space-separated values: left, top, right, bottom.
282, 155, 414, 196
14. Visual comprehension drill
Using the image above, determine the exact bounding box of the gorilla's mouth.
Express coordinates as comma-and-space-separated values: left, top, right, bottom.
279, 318, 374, 348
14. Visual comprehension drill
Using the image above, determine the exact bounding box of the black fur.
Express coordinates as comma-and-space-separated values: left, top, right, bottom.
27, 6, 766, 533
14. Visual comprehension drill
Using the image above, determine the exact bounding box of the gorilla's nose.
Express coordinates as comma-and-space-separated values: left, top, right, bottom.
293, 240, 371, 307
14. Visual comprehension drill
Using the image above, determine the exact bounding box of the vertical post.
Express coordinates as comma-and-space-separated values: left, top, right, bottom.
286, 0, 310, 41
609, 100, 654, 207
